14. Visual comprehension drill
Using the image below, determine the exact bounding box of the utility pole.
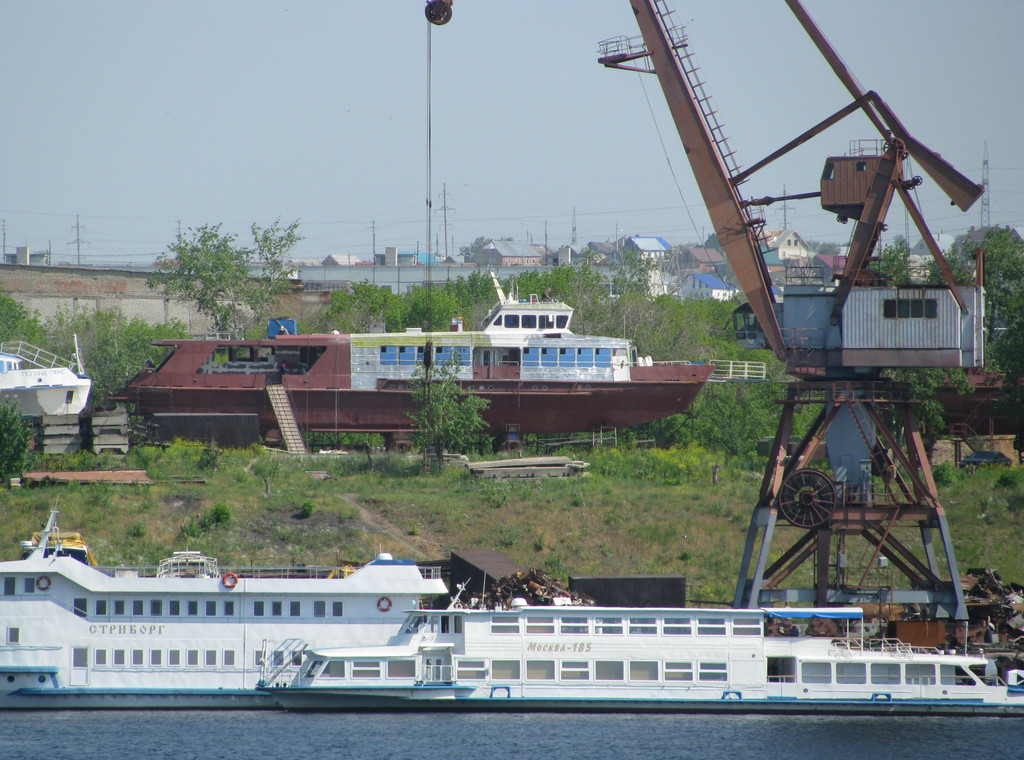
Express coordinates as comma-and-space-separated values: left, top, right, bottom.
68, 215, 88, 265
438, 183, 455, 260
980, 142, 991, 228
571, 207, 577, 247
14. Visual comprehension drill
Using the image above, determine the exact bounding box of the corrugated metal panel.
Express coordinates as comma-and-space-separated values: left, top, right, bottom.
843, 288, 961, 349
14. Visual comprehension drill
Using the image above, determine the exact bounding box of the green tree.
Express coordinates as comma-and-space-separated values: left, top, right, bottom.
0, 287, 45, 345
409, 350, 489, 471
47, 309, 188, 401
148, 220, 301, 334
459, 236, 493, 265
0, 399, 32, 485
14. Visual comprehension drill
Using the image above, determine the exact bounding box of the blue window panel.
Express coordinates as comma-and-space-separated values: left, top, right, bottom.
541, 348, 558, 367
577, 348, 594, 367
558, 348, 575, 366
596, 348, 612, 367
521, 314, 537, 329
523, 348, 540, 367
379, 346, 398, 366
398, 346, 419, 365
451, 348, 470, 366
504, 314, 520, 328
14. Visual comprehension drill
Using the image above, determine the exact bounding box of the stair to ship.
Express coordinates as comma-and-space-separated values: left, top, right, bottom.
266, 383, 308, 454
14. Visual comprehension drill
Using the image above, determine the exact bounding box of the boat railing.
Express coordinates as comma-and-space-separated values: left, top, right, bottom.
831, 638, 942, 659
650, 358, 768, 382
96, 563, 370, 579
421, 664, 453, 684
0, 340, 77, 371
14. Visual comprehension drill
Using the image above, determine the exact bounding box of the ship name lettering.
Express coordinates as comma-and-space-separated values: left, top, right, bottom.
88, 624, 167, 636
525, 641, 592, 652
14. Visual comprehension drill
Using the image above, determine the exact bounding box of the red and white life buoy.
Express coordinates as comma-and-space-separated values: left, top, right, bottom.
36, 575, 52, 591
377, 596, 392, 612
222, 572, 239, 589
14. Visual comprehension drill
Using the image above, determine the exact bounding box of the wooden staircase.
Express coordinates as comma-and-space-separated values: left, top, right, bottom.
266, 384, 308, 454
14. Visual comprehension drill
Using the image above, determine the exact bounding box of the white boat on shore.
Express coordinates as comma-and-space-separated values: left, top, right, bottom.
0, 512, 447, 709
0, 340, 91, 417
264, 602, 1024, 715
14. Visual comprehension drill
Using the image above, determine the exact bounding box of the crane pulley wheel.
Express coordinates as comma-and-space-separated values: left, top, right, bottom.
777, 469, 837, 528
425, 0, 453, 25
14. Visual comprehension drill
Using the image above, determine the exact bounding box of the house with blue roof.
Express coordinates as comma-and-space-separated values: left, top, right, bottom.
680, 272, 738, 301
622, 235, 672, 260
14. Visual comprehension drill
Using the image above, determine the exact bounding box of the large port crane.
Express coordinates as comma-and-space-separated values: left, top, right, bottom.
601, 0, 986, 618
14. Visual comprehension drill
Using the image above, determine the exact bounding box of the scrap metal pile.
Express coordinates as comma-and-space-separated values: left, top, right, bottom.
964, 568, 1024, 649
473, 569, 594, 609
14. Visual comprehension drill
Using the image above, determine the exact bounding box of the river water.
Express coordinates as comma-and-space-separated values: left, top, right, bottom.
0, 710, 1006, 759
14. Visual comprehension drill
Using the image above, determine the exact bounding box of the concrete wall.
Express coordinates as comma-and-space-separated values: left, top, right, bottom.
0, 263, 214, 334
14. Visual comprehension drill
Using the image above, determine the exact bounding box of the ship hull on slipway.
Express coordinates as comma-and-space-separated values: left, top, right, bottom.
111, 285, 714, 447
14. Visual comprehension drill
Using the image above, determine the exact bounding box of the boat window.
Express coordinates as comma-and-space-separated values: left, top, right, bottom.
540, 348, 558, 367
323, 660, 345, 678
526, 617, 555, 634
73, 598, 87, 617
114, 600, 126, 616
454, 616, 463, 634
558, 347, 575, 366
225, 601, 235, 616
836, 662, 866, 684
595, 348, 612, 367
504, 314, 520, 328
629, 661, 659, 681
457, 660, 487, 680
73, 648, 89, 668
150, 600, 162, 616
595, 617, 623, 635
628, 618, 657, 635
169, 651, 180, 666
205, 650, 217, 667
696, 618, 727, 636
940, 664, 977, 686
379, 346, 398, 366
387, 660, 416, 678
112, 649, 126, 666
314, 601, 327, 618
526, 660, 556, 680
905, 663, 936, 685
576, 348, 594, 367
698, 662, 728, 682
94, 649, 106, 666
522, 314, 537, 329
595, 661, 624, 681
224, 651, 236, 667
6, 627, 19, 645
272, 601, 282, 616
663, 617, 692, 636
2, 578, 13, 595
560, 617, 589, 635
801, 662, 831, 684
870, 663, 901, 685
561, 661, 590, 681
187, 601, 198, 616
288, 601, 300, 617
732, 617, 762, 636
132, 600, 144, 615
23, 577, 35, 594
352, 661, 381, 679
491, 618, 520, 635
403, 615, 428, 634
767, 657, 797, 683
151, 650, 162, 666
556, 315, 569, 329
169, 600, 180, 616
132, 649, 144, 666
540, 315, 554, 329
253, 601, 265, 616
665, 662, 694, 681
491, 660, 521, 680
187, 650, 199, 666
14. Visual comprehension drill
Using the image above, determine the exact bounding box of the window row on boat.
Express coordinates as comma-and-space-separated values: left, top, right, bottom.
72, 646, 248, 670
375, 345, 621, 368
488, 313, 570, 330
767, 657, 993, 687
478, 614, 764, 637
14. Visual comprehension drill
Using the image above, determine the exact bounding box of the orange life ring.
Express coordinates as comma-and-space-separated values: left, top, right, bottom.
377, 596, 392, 612
222, 572, 239, 589
36, 575, 52, 591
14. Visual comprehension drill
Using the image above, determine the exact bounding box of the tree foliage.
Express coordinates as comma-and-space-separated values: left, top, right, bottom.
0, 399, 32, 485
409, 351, 489, 470
0, 287, 45, 345
148, 220, 301, 334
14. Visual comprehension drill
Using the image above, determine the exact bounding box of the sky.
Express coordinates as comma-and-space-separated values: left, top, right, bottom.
2, 1, 1022, 268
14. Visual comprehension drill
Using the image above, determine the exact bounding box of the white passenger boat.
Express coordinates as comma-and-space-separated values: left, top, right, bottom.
0, 513, 447, 708
0, 340, 91, 417
264, 603, 1024, 715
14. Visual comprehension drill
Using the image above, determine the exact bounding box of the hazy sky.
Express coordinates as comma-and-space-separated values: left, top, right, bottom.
2, 1, 1022, 267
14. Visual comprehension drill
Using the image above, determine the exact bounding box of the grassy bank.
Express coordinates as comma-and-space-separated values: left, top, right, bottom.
2, 443, 1022, 602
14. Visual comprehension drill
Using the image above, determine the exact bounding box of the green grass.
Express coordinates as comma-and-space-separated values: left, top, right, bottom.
2, 447, 1022, 602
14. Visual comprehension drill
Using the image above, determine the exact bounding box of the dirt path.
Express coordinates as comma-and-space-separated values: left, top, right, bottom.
339, 494, 445, 559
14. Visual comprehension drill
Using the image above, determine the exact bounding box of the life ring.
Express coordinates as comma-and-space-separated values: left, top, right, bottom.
377, 596, 392, 612
222, 572, 239, 589
36, 575, 52, 591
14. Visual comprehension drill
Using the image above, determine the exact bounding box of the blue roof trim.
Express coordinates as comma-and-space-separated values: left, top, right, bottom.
763, 608, 863, 619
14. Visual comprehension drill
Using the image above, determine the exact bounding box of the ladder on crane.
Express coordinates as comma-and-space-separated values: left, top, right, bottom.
266, 383, 308, 455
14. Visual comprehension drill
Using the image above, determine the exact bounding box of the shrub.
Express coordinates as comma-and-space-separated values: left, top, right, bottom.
300, 499, 316, 518
931, 462, 959, 487
996, 468, 1024, 489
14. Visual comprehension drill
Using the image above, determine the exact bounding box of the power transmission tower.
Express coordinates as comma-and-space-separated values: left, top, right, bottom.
980, 142, 990, 228
438, 183, 455, 260
68, 215, 89, 265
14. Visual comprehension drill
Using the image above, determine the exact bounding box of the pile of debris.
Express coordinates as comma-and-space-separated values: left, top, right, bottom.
472, 569, 594, 609
963, 568, 1024, 649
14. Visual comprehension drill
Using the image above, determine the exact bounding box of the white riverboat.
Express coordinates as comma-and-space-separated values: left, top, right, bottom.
0, 340, 91, 417
264, 602, 1024, 715
0, 513, 447, 709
